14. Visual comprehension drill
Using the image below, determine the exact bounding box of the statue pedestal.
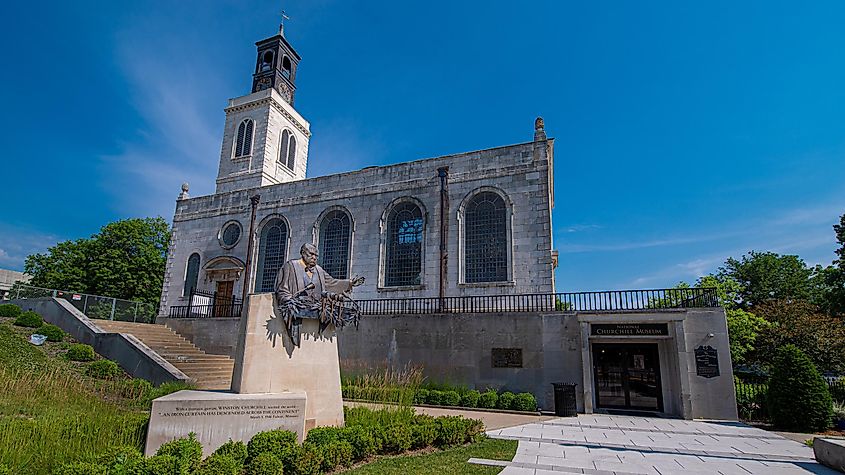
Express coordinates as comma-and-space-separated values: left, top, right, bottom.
145, 293, 342, 455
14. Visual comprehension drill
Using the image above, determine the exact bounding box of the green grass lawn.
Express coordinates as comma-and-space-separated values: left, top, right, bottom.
341, 437, 516, 474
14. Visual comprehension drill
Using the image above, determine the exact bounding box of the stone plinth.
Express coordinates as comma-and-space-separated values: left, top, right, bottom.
144, 390, 306, 456
231, 293, 344, 430
814, 438, 845, 473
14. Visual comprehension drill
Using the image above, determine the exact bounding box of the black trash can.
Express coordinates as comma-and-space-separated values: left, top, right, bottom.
552, 382, 577, 417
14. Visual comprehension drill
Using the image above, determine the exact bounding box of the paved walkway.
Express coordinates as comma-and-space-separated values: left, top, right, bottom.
472, 414, 837, 474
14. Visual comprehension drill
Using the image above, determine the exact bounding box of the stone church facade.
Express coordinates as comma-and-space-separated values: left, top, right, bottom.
158, 28, 557, 318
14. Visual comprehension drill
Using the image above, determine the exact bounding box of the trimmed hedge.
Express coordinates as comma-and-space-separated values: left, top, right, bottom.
497, 391, 515, 410
66, 343, 96, 362
768, 344, 833, 432
155, 433, 203, 474
512, 392, 537, 412
342, 384, 539, 412
0, 303, 22, 318
38, 323, 65, 342
246, 452, 284, 475
212, 439, 248, 466
461, 390, 480, 408
87, 359, 121, 379
478, 390, 498, 409
198, 453, 241, 475
14, 311, 42, 328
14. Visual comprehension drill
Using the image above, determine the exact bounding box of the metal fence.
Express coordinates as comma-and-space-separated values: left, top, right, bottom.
8, 284, 157, 324
735, 378, 845, 422
168, 288, 242, 319
356, 287, 719, 315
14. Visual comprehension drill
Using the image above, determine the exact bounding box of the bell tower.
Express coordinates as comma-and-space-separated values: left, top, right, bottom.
251, 24, 301, 105
214, 23, 310, 194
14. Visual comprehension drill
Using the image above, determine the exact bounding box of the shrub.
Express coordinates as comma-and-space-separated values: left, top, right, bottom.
245, 452, 284, 475
434, 416, 467, 447
768, 344, 833, 432
14, 310, 42, 328
292, 443, 323, 475
0, 303, 22, 318
461, 390, 480, 408
67, 343, 96, 362
141, 455, 179, 475
512, 392, 538, 412
38, 323, 65, 342
305, 426, 343, 447
442, 390, 461, 406
96, 445, 143, 471
52, 462, 108, 474
497, 391, 515, 410
87, 359, 121, 379
247, 429, 297, 460
120, 378, 154, 399
0, 464, 8, 475
410, 414, 438, 449
478, 390, 498, 409
339, 425, 379, 460
427, 389, 444, 405
198, 453, 241, 475
414, 388, 429, 404
381, 423, 412, 454
155, 433, 203, 474
320, 440, 353, 471
213, 439, 248, 466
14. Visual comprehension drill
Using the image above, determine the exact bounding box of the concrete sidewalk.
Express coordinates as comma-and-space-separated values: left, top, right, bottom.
474, 414, 837, 474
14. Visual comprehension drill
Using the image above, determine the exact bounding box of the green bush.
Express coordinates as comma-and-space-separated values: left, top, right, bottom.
120, 378, 154, 399
768, 344, 833, 432
497, 391, 515, 410
381, 423, 412, 453
0, 303, 22, 318
512, 392, 538, 412
442, 390, 461, 406
427, 389, 444, 405
410, 414, 438, 449
96, 445, 143, 472
245, 452, 284, 475
434, 416, 467, 447
339, 425, 379, 460
0, 464, 8, 475
292, 443, 323, 475
478, 390, 498, 409
142, 455, 179, 475
155, 433, 203, 474
461, 390, 480, 408
414, 388, 429, 404
66, 343, 96, 362
38, 323, 65, 342
247, 429, 297, 460
52, 462, 108, 474
319, 440, 353, 471
304, 426, 343, 447
14, 310, 43, 328
86, 359, 121, 379
213, 439, 248, 466
198, 453, 241, 475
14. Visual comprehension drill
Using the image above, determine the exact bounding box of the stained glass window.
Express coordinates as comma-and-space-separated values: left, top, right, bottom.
256, 217, 288, 293
319, 210, 351, 279
464, 191, 508, 283
385, 202, 424, 287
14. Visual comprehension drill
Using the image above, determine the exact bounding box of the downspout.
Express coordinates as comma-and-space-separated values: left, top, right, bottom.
437, 167, 449, 313
241, 194, 261, 306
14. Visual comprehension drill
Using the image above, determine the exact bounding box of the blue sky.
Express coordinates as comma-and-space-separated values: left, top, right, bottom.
1, 1, 844, 291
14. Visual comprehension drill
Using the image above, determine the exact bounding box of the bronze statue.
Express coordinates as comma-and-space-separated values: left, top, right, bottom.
275, 243, 364, 346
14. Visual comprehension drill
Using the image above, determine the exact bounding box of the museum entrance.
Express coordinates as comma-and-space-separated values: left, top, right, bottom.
592, 343, 663, 411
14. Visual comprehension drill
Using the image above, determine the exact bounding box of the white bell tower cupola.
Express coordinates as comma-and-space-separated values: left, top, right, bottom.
215, 24, 310, 194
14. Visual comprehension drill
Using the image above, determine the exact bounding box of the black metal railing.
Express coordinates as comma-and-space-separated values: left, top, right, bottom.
735, 378, 845, 422
356, 287, 719, 315
168, 288, 243, 319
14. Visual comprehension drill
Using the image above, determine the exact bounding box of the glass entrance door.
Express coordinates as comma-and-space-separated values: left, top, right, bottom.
593, 343, 662, 411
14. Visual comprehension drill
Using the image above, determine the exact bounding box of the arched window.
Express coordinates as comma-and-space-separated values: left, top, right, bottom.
385, 201, 424, 287
464, 191, 508, 283
279, 129, 296, 170
255, 217, 288, 292
184, 253, 200, 296
233, 119, 254, 158
319, 210, 352, 279
282, 56, 292, 79
260, 50, 274, 72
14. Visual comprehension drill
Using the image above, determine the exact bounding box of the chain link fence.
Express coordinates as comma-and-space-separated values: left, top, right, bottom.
8, 284, 157, 324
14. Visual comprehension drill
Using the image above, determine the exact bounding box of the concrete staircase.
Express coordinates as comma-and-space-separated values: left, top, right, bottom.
93, 320, 234, 390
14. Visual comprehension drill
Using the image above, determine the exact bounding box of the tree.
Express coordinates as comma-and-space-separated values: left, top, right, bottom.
718, 251, 814, 308
24, 217, 170, 306
767, 344, 833, 432
818, 213, 845, 316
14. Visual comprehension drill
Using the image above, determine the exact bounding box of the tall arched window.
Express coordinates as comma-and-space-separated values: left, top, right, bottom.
464, 191, 508, 283
255, 217, 288, 292
184, 253, 200, 296
278, 129, 296, 170
282, 56, 292, 79
385, 201, 424, 287
319, 210, 352, 279
233, 119, 254, 158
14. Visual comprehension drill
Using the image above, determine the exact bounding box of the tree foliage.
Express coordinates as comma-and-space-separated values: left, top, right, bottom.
718, 251, 815, 308
767, 344, 833, 432
24, 218, 170, 306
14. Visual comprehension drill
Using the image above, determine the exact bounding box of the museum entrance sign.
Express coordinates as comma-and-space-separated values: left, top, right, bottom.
591, 323, 668, 336
592, 343, 663, 411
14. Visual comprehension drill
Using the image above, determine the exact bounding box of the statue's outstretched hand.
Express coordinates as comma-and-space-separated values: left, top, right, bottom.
351, 276, 365, 287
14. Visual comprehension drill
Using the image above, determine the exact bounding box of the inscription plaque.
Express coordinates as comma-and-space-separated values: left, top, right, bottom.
492, 348, 523, 368
695, 345, 720, 378
591, 323, 668, 336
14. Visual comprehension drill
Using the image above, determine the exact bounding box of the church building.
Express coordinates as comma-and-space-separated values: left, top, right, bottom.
158, 26, 557, 316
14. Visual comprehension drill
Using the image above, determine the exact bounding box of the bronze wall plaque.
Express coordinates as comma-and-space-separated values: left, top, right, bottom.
695, 345, 720, 378
492, 348, 523, 368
